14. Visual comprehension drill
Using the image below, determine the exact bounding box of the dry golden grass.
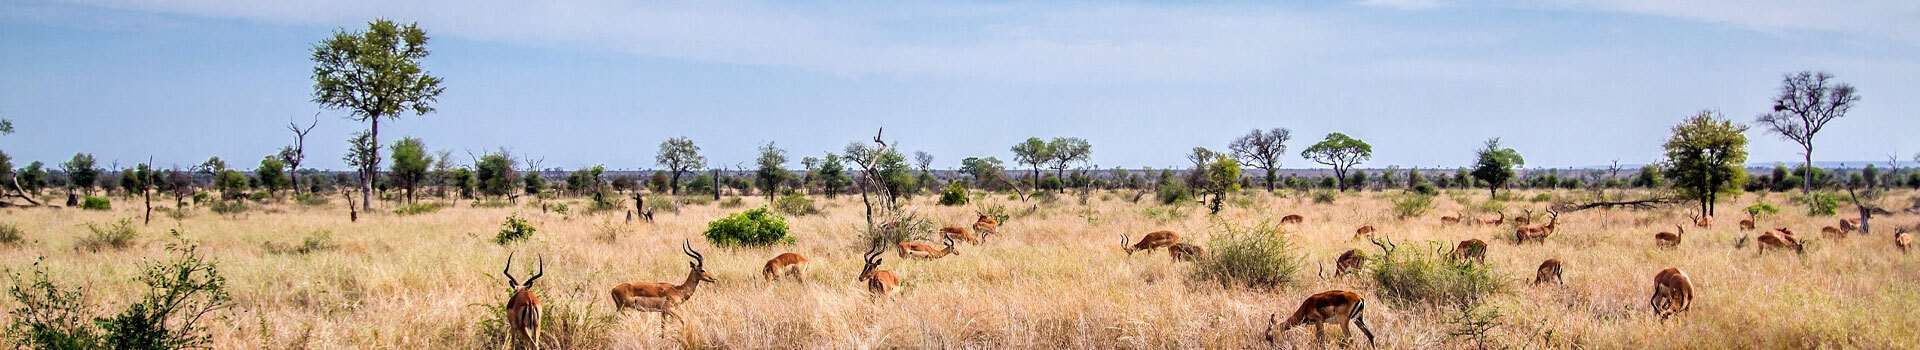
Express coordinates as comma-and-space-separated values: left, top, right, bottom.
2, 189, 1918, 349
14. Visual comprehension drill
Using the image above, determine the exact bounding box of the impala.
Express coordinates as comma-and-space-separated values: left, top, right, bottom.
1655, 225, 1684, 248
1840, 218, 1862, 234
1896, 227, 1912, 253
1514, 210, 1559, 244
1447, 239, 1487, 264
940, 225, 980, 244
1264, 290, 1377, 346
611, 241, 717, 333
1649, 267, 1694, 320
1534, 259, 1562, 286
761, 252, 808, 283
1334, 249, 1366, 277
899, 236, 960, 260
972, 213, 1001, 240
1440, 213, 1462, 225
1123, 231, 1181, 256
1514, 209, 1533, 226
1757, 228, 1804, 254
858, 243, 900, 301
1821, 225, 1846, 239
1281, 214, 1305, 224
1738, 212, 1756, 231
1475, 212, 1506, 226
1353, 225, 1377, 240
1690, 212, 1711, 228
1169, 243, 1205, 262
502, 253, 545, 350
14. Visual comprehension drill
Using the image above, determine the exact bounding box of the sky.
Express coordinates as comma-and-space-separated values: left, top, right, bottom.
1, 0, 1917, 172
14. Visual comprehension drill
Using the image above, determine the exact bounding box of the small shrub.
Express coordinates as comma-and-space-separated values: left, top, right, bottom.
293, 193, 330, 207
1369, 240, 1507, 306
1157, 182, 1192, 205
1473, 200, 1507, 214
551, 203, 571, 216
1492, 191, 1519, 202
680, 195, 712, 206
209, 200, 249, 215
4, 238, 231, 349
263, 231, 339, 255
493, 215, 537, 245
3, 259, 101, 349
861, 210, 931, 248
79, 196, 111, 211
703, 207, 791, 247
593, 219, 630, 244
1799, 192, 1840, 216
1192, 220, 1300, 290
392, 202, 445, 216
718, 196, 745, 209
1412, 183, 1439, 196
1529, 193, 1553, 202
773, 194, 820, 216
1312, 191, 1337, 204
1745, 201, 1780, 218
0, 223, 22, 246
938, 183, 969, 206
472, 200, 513, 209
643, 195, 680, 214
1391, 194, 1435, 219
78, 218, 138, 253
190, 191, 210, 205
1030, 191, 1058, 204
247, 191, 270, 202
1143, 205, 1188, 222
976, 203, 1013, 224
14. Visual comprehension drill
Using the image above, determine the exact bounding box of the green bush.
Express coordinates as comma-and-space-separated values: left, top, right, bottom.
247, 191, 270, 202
392, 202, 445, 216
938, 183, 969, 206
1191, 221, 1300, 290
1391, 194, 1435, 219
0, 223, 22, 246
1745, 201, 1780, 218
79, 196, 111, 211
4, 238, 231, 349
718, 196, 745, 209
191, 191, 210, 205
1157, 182, 1192, 205
3, 259, 101, 349
209, 200, 249, 215
263, 231, 340, 255
1799, 192, 1840, 216
1368, 240, 1507, 306
1412, 183, 1439, 196
1312, 191, 1337, 204
643, 195, 680, 214
976, 203, 1013, 225
78, 218, 138, 253
773, 194, 819, 216
1529, 193, 1552, 202
1492, 191, 1519, 202
293, 193, 330, 207
1473, 200, 1507, 214
493, 215, 537, 245
704, 207, 791, 247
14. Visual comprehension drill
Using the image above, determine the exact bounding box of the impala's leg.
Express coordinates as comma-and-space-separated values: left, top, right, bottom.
1313, 321, 1326, 343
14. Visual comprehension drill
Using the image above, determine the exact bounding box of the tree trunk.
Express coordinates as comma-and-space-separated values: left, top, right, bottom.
143, 187, 153, 225
670, 170, 682, 195
712, 169, 721, 201
1264, 168, 1276, 192
363, 117, 379, 211
1056, 168, 1067, 193
1802, 146, 1813, 195
1334, 168, 1348, 192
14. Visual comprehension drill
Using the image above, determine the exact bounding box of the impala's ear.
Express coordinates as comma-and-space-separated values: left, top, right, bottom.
688, 261, 697, 269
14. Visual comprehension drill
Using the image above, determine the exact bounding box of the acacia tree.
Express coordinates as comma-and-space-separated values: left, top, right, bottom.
475, 149, 518, 199
256, 155, 288, 198
1665, 111, 1749, 216
1755, 71, 1858, 195
1045, 137, 1092, 192
1229, 127, 1291, 191
311, 19, 447, 210
1470, 138, 1525, 198
62, 153, 99, 197
819, 153, 849, 198
756, 141, 790, 202
1300, 133, 1372, 192
1010, 137, 1052, 187
655, 137, 705, 195
342, 132, 378, 202
389, 137, 429, 204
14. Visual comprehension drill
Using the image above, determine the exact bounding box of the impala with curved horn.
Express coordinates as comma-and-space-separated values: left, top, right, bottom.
502, 253, 545, 350
610, 240, 718, 333
1655, 225, 1684, 248
858, 242, 900, 301
971, 212, 1001, 240
1264, 290, 1376, 346
1649, 267, 1694, 320
899, 236, 961, 260
1122, 231, 1181, 256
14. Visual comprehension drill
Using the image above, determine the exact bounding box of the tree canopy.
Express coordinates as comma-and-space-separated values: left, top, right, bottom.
1665, 111, 1749, 216
1754, 71, 1857, 194
312, 19, 446, 210
1301, 133, 1372, 192
1229, 127, 1291, 191
655, 137, 706, 195
1470, 138, 1524, 198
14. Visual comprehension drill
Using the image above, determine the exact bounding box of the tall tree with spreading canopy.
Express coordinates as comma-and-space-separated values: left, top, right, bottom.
1754, 71, 1858, 195
655, 137, 705, 195
1010, 137, 1052, 187
756, 141, 791, 202
311, 19, 446, 210
389, 137, 429, 204
62, 153, 100, 196
1300, 133, 1372, 192
1229, 127, 1291, 191
1665, 111, 1749, 216
1470, 138, 1525, 198
1045, 137, 1092, 192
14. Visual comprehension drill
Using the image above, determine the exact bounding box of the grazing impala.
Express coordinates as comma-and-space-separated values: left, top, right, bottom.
1281, 214, 1305, 224
1353, 225, 1377, 240
1264, 290, 1377, 346
1476, 212, 1506, 226
1896, 227, 1912, 253
1757, 228, 1804, 254
1514, 210, 1559, 244
1689, 212, 1712, 228
899, 236, 960, 260
611, 241, 717, 333
939, 225, 980, 244
1169, 243, 1205, 262
971, 213, 1001, 240
1534, 259, 1563, 285
502, 253, 545, 350
1441, 213, 1462, 225
1649, 268, 1694, 320
1123, 231, 1182, 256
761, 252, 808, 283
1738, 212, 1756, 231
1334, 249, 1367, 277
1447, 239, 1488, 264
1821, 225, 1846, 239
1840, 218, 1862, 234
1655, 225, 1684, 248
858, 243, 900, 301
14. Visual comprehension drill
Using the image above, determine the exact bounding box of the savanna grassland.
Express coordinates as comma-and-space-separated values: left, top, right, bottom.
3, 189, 1918, 349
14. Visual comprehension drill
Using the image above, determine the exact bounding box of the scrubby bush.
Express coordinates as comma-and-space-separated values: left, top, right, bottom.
1369, 240, 1507, 306
78, 218, 138, 253
1157, 182, 1192, 205
1529, 193, 1552, 202
592, 219, 629, 244
1412, 182, 1439, 196
643, 195, 680, 214
1391, 194, 1435, 219
718, 196, 745, 209
773, 194, 819, 216
704, 207, 791, 247
493, 215, 537, 245
263, 231, 339, 255
1312, 191, 1337, 204
0, 224, 22, 246
1798, 192, 1840, 216
79, 196, 111, 211
861, 210, 931, 248
1191, 221, 1300, 290
391, 202, 445, 216
4, 259, 101, 349
293, 193, 330, 207
4, 238, 231, 349
1473, 200, 1507, 214
938, 183, 969, 206
1492, 191, 1519, 202
209, 200, 249, 215
1746, 201, 1780, 218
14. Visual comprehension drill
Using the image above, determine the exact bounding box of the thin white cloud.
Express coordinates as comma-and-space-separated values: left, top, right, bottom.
1358, 0, 1449, 11
1548, 0, 1920, 45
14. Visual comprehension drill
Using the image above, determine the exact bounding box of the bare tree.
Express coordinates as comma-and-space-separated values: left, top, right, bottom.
1755, 71, 1859, 194
1229, 127, 1291, 191
282, 114, 317, 194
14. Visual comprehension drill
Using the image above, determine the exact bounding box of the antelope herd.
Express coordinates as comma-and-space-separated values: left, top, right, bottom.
483, 201, 1914, 347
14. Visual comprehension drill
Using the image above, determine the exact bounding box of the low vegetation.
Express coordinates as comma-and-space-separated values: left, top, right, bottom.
1191, 220, 1299, 289
492, 214, 536, 245
703, 207, 791, 246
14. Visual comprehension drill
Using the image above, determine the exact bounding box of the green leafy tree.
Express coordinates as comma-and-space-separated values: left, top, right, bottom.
1230, 127, 1292, 191
1010, 137, 1053, 187
214, 170, 249, 200
819, 153, 849, 198
655, 137, 705, 195
1470, 138, 1525, 198
523, 172, 545, 196
960, 156, 1009, 190
1045, 137, 1092, 192
447, 167, 475, 198
62, 153, 100, 195
389, 137, 429, 203
312, 19, 447, 209
21, 161, 47, 194
256, 155, 288, 197
342, 131, 378, 202
1665, 111, 1749, 216
756, 141, 791, 202
1201, 155, 1242, 214
1300, 133, 1372, 192
1754, 71, 1858, 195
475, 150, 518, 199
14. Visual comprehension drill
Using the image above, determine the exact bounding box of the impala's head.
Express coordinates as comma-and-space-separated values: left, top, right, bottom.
502, 252, 545, 292
1121, 234, 1138, 255
858, 242, 885, 282
941, 236, 961, 255
683, 240, 716, 283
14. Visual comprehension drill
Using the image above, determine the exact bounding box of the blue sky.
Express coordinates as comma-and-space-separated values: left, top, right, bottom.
2, 0, 1917, 171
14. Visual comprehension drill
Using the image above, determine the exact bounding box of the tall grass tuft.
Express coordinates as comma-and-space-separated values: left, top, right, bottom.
1367, 239, 1507, 306
1191, 220, 1300, 290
